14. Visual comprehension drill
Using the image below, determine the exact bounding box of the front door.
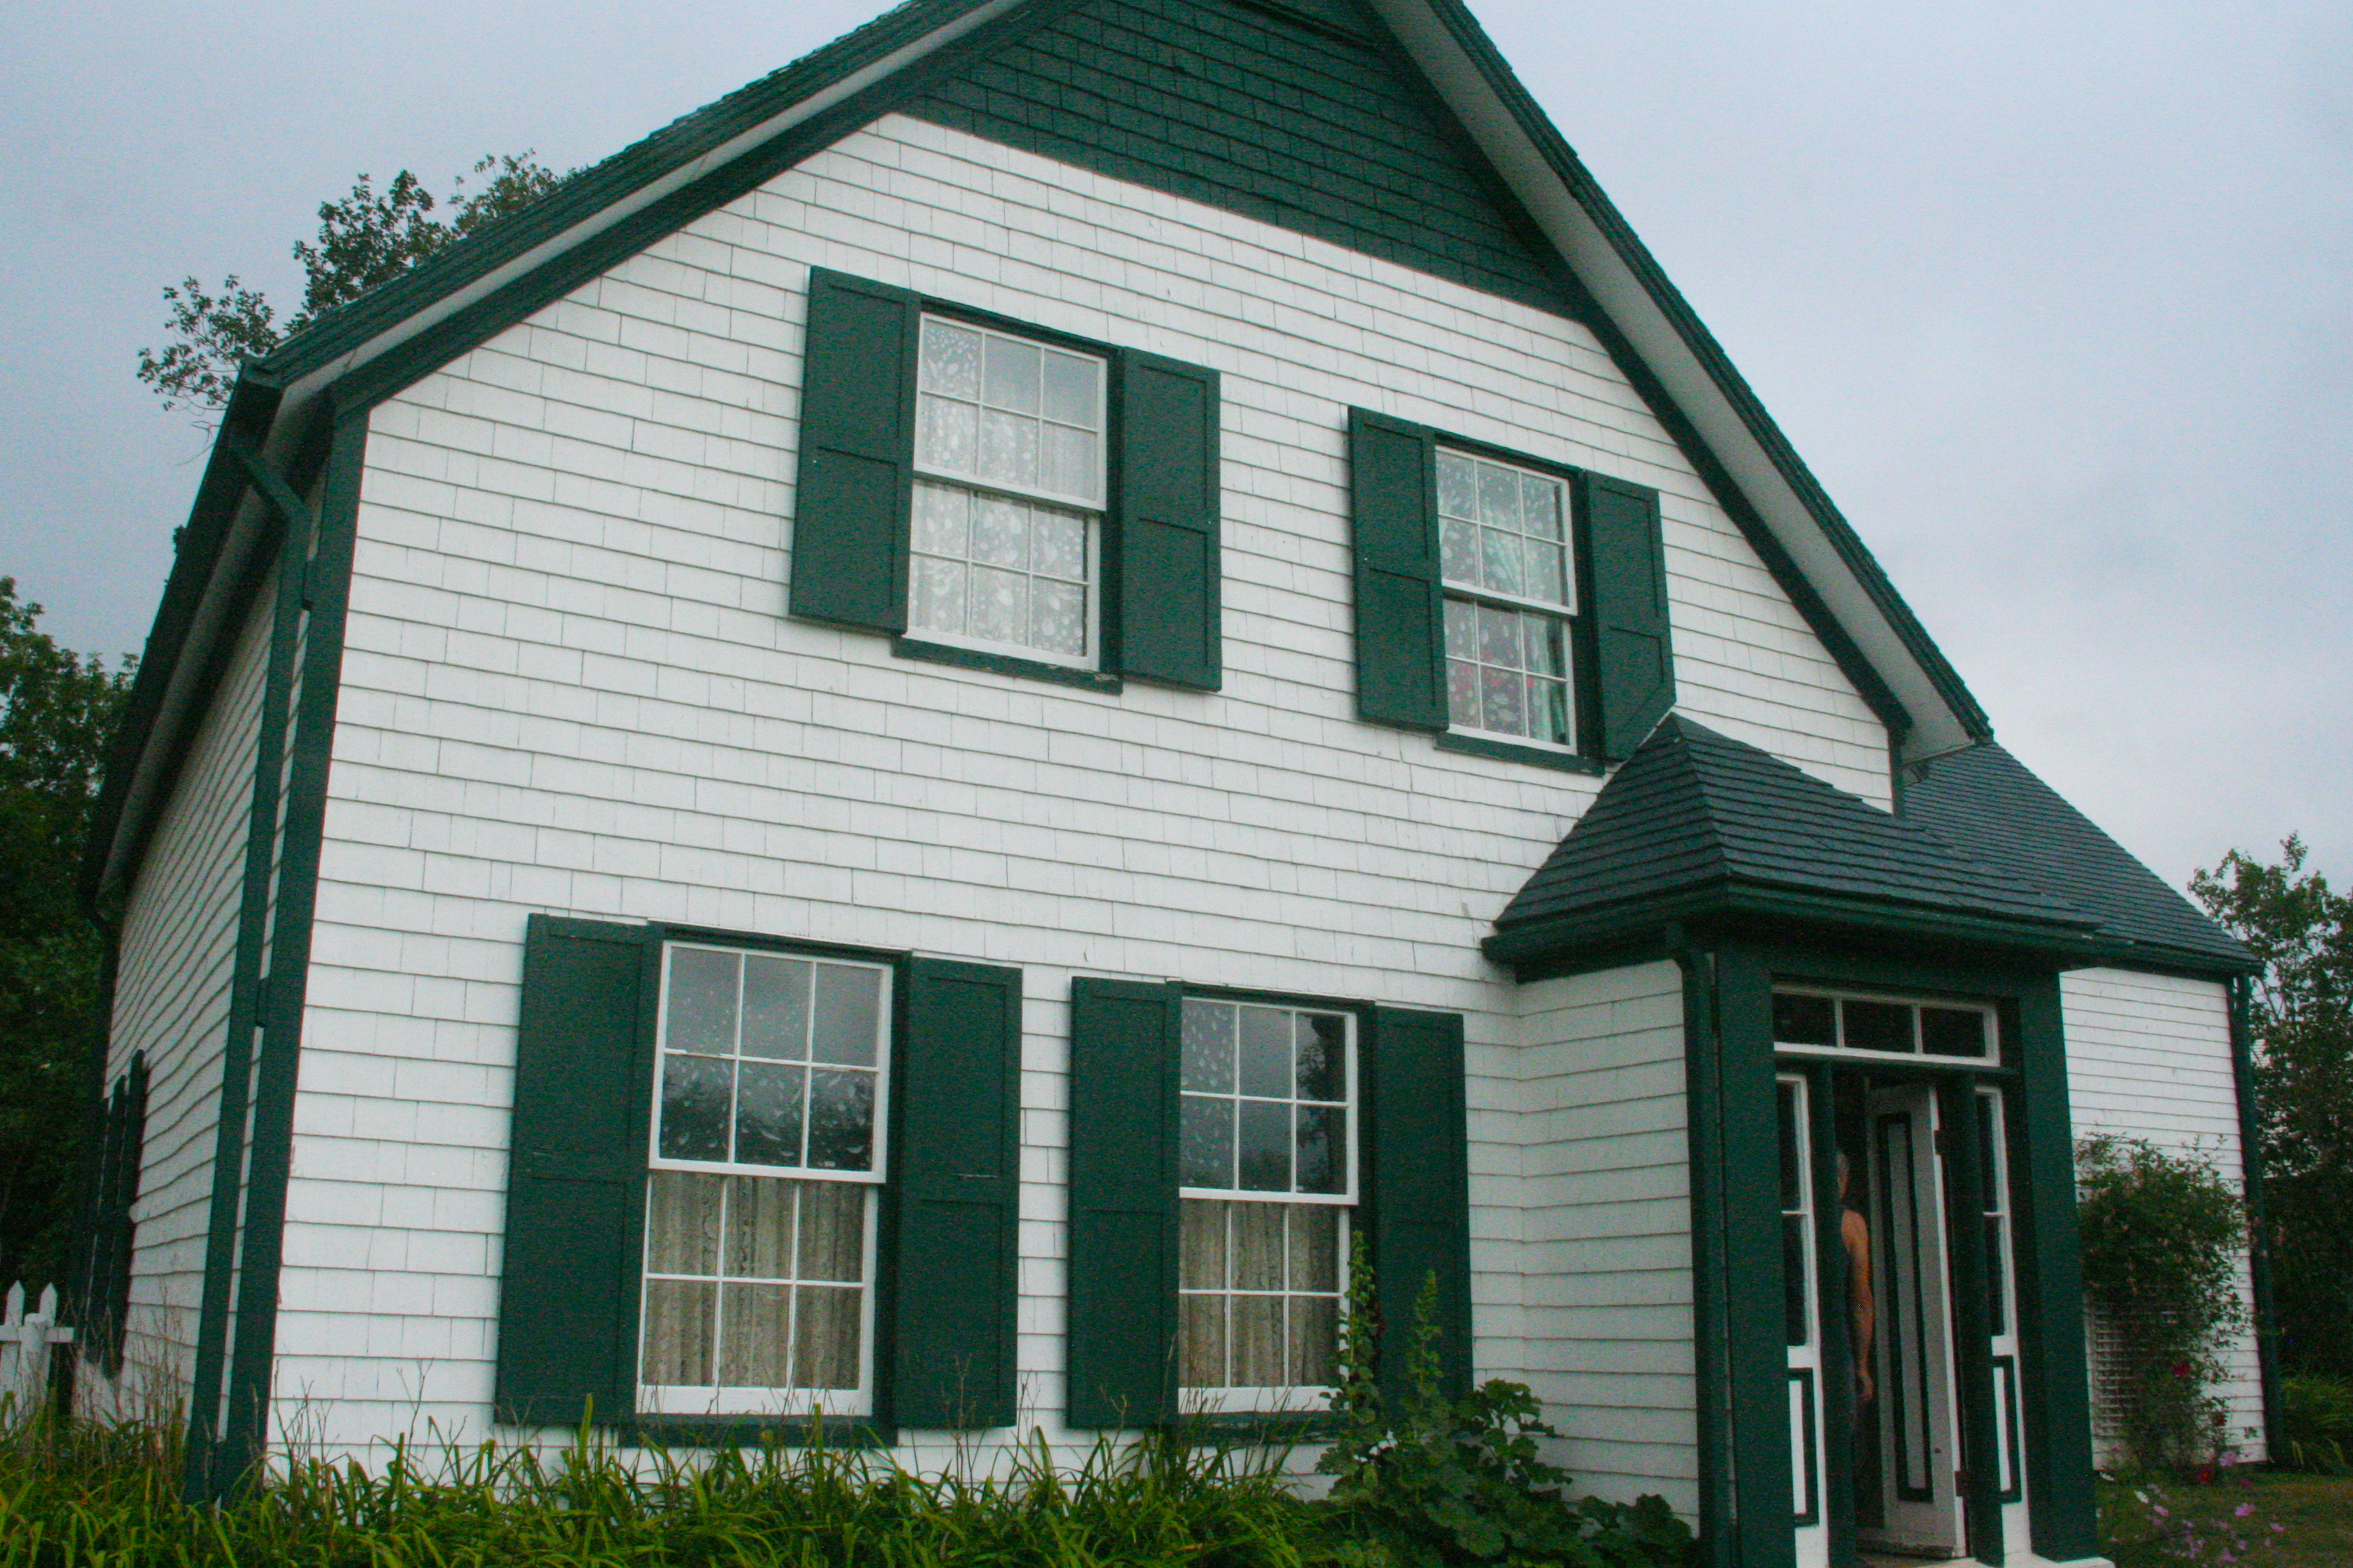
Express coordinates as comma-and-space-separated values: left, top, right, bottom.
1862, 1083, 1964, 1557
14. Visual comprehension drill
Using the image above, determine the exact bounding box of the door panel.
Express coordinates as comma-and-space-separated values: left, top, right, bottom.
1865, 1085, 1964, 1556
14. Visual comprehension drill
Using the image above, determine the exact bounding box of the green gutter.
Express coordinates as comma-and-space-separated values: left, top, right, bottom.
2228, 977, 2284, 1462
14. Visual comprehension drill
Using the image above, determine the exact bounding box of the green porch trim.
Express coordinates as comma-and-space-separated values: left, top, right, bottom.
2227, 977, 2284, 1459
1802, 1060, 1856, 1568
1674, 943, 1734, 1568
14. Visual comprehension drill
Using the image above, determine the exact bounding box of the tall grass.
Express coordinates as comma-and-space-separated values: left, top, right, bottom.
0, 1413, 1344, 1567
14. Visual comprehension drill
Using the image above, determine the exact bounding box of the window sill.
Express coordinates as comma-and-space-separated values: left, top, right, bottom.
621, 1412, 893, 1449
1433, 731, 1605, 776
1168, 1408, 1344, 1443
894, 636, 1122, 693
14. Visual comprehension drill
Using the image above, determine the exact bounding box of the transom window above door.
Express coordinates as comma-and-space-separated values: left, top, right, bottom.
1438, 449, 1576, 750
910, 316, 1106, 667
1771, 988, 1998, 1063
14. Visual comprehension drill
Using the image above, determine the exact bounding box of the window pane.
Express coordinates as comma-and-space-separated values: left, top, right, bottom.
1481, 664, 1525, 735
1288, 1296, 1338, 1385
719, 1281, 793, 1387
1522, 613, 1563, 675
1774, 992, 1836, 1046
1295, 1013, 1345, 1101
972, 496, 1028, 569
1237, 1006, 1290, 1098
1477, 602, 1518, 666
735, 1062, 806, 1168
798, 1180, 868, 1283
920, 320, 982, 399
969, 565, 1028, 645
1231, 1296, 1285, 1385
978, 410, 1038, 489
1446, 660, 1478, 727
1181, 1200, 1227, 1290
1232, 1203, 1285, 1290
646, 1170, 724, 1275
910, 556, 967, 637
793, 1287, 863, 1389
1922, 1007, 1987, 1058
1778, 1083, 1804, 1208
983, 334, 1041, 414
1181, 1000, 1236, 1094
658, 1053, 733, 1162
1039, 425, 1100, 501
1437, 451, 1478, 519
667, 948, 738, 1055
1290, 1205, 1340, 1293
1041, 350, 1099, 426
741, 957, 812, 1061
1032, 579, 1086, 657
1529, 677, 1570, 746
806, 1070, 875, 1170
917, 394, 977, 473
1295, 1104, 1346, 1194
1444, 597, 1478, 659
811, 965, 881, 1067
1180, 1095, 1234, 1187
912, 482, 970, 555
1523, 475, 1563, 540
1477, 460, 1517, 527
1237, 1099, 1291, 1192
1441, 518, 1479, 584
1031, 505, 1087, 581
1842, 1000, 1912, 1053
1784, 1215, 1808, 1346
725, 1174, 798, 1278
1180, 1295, 1227, 1387
642, 1279, 715, 1385
1481, 527, 1524, 597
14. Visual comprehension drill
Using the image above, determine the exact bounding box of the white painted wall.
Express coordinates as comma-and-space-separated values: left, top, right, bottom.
259, 112, 1885, 1463
89, 566, 275, 1417
2063, 967, 2265, 1463
1514, 962, 1696, 1513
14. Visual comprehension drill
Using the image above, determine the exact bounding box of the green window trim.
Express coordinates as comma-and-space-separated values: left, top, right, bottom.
793, 269, 1222, 692
1345, 408, 1673, 765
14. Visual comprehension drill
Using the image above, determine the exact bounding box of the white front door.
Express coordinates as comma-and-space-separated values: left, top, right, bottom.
1779, 1075, 1831, 1568
1863, 1083, 1964, 1557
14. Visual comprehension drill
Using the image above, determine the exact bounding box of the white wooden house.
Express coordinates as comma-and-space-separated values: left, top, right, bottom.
76, 1, 2271, 1564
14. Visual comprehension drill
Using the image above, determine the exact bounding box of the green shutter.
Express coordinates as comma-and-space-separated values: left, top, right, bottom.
1582, 472, 1675, 760
1347, 410, 1446, 731
1113, 352, 1222, 689
1365, 1006, 1471, 1401
1066, 978, 1180, 1427
494, 915, 653, 1426
890, 958, 1022, 1429
790, 268, 918, 633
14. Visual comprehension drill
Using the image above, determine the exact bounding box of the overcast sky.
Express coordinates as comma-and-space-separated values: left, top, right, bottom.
3, 0, 2345, 892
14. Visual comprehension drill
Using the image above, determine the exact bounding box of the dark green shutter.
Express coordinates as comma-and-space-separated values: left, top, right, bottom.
891, 958, 1022, 1429
1066, 978, 1180, 1427
494, 915, 653, 1426
1582, 472, 1675, 760
790, 268, 918, 633
1113, 352, 1222, 689
1347, 410, 1446, 730
1365, 1006, 1471, 1401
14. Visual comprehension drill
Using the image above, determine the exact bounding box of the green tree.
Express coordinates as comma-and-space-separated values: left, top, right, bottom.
137, 152, 573, 420
2191, 836, 2353, 1377
0, 581, 134, 1296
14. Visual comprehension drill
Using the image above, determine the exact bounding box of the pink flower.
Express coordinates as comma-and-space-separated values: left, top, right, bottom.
2235, 1502, 2255, 1517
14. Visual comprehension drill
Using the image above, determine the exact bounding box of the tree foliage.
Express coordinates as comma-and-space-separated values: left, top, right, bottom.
2191, 836, 2353, 1377
0, 582, 133, 1296
137, 153, 573, 420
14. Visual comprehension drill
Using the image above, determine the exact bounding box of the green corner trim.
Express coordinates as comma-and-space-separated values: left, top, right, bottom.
1675, 943, 1735, 1568
1433, 731, 1605, 775
2227, 977, 2284, 1459
891, 636, 1123, 693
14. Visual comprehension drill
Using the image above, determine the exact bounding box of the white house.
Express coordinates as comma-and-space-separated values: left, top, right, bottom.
74, 2, 2271, 1565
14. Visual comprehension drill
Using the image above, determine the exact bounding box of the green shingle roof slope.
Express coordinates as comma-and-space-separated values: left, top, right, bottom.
1903, 741, 2255, 973
1495, 716, 2086, 935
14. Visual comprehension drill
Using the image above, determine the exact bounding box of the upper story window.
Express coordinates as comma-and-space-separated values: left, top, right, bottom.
911, 319, 1107, 667
1438, 449, 1576, 748
1771, 987, 1998, 1064
640, 943, 892, 1416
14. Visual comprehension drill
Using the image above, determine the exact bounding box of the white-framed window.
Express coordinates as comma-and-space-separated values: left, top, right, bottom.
1769, 987, 1999, 1065
639, 943, 891, 1416
1438, 448, 1576, 748
1175, 996, 1355, 1413
910, 316, 1107, 667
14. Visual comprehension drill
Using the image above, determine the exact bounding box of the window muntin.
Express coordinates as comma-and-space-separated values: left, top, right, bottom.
1438, 449, 1575, 748
1177, 997, 1355, 1411
642, 944, 891, 1415
912, 317, 1105, 667
1770, 988, 1997, 1064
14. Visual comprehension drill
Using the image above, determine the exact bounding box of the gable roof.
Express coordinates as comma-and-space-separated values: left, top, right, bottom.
1903, 742, 2255, 974
90, 0, 1993, 904
1488, 717, 2091, 965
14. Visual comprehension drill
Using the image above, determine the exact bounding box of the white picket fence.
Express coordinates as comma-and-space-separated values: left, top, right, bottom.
0, 1282, 74, 1424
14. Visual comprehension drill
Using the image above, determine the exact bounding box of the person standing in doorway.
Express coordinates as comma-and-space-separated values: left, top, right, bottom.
1839, 1150, 1875, 1405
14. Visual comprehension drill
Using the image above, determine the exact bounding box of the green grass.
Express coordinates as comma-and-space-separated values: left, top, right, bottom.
2099, 1472, 2353, 1568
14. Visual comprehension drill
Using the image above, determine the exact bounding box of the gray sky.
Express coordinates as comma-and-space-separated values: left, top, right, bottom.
4, 0, 2345, 892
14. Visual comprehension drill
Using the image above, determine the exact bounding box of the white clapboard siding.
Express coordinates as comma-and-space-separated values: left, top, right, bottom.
1514, 962, 1696, 1512
2063, 967, 2265, 1463
261, 114, 1883, 1463
92, 571, 276, 1416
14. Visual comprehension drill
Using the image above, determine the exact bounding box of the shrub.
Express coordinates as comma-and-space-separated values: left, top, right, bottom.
2279, 1375, 2353, 1473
